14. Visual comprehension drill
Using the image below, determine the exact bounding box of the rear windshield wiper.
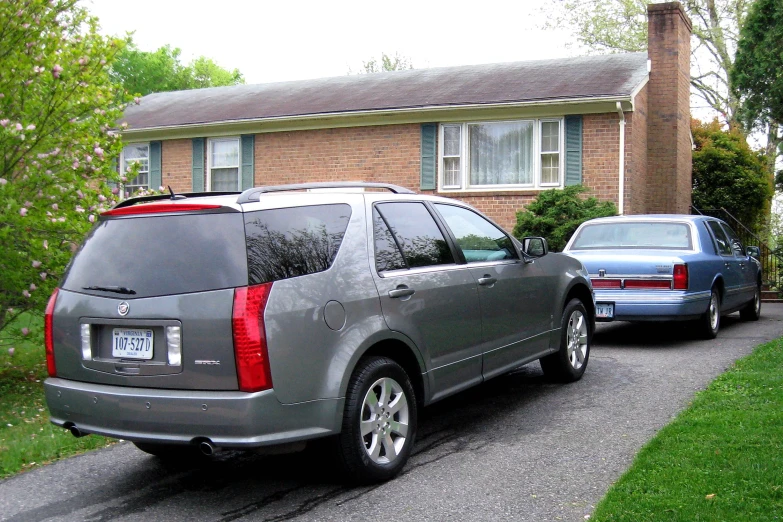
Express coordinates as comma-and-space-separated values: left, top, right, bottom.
82, 285, 137, 295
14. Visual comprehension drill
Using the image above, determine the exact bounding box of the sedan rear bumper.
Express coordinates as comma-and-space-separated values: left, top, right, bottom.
594, 289, 710, 322
44, 378, 343, 448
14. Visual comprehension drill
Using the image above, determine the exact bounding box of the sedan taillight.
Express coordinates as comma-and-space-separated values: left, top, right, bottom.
673, 264, 688, 290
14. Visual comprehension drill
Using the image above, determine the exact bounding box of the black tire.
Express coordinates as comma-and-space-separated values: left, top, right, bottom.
700, 288, 721, 339
540, 298, 591, 382
739, 284, 761, 321
336, 356, 417, 484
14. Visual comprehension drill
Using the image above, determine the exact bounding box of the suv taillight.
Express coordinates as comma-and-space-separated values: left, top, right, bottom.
673, 264, 688, 290
232, 283, 273, 392
45, 288, 59, 377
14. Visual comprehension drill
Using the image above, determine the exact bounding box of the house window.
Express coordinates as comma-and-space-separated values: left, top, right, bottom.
208, 137, 240, 191
438, 118, 563, 191
121, 143, 149, 194
540, 121, 560, 185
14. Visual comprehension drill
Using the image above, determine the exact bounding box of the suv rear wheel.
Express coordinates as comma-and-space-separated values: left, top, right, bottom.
336, 356, 417, 483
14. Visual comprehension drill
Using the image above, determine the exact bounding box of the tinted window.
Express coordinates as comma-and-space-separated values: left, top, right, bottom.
245, 204, 351, 284
375, 203, 454, 268
62, 212, 247, 298
373, 208, 407, 272
434, 204, 518, 262
705, 221, 732, 255
571, 222, 692, 250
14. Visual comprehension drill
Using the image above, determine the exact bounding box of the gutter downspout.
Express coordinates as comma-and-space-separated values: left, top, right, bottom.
616, 102, 625, 215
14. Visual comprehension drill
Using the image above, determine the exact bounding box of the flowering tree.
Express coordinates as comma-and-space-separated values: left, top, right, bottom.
0, 0, 128, 342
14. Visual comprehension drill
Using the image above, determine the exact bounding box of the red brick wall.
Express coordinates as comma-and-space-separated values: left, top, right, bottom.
253, 125, 423, 190
626, 83, 649, 214
161, 139, 196, 193
582, 113, 621, 208
647, 2, 692, 213
157, 119, 631, 232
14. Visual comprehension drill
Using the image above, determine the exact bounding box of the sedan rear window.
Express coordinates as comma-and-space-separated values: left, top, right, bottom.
62, 212, 248, 298
571, 222, 692, 250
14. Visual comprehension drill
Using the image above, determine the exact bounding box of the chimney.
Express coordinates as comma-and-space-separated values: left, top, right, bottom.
646, 2, 692, 213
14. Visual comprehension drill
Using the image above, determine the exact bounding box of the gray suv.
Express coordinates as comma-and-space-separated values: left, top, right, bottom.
44, 182, 595, 483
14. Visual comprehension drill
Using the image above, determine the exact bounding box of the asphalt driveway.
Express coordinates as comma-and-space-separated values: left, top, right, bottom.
2, 304, 782, 522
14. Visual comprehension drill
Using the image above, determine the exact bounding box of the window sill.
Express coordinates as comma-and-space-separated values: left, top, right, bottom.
437, 187, 562, 197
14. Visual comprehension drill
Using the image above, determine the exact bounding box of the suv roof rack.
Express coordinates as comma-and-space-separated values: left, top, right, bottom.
112, 190, 241, 209
237, 182, 415, 204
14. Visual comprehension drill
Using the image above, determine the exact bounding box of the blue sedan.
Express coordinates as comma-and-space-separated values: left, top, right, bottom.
563, 215, 761, 338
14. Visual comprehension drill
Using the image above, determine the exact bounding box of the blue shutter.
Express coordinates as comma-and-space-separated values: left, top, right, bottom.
240, 134, 255, 191
420, 123, 437, 190
149, 141, 162, 191
565, 116, 583, 186
192, 138, 205, 192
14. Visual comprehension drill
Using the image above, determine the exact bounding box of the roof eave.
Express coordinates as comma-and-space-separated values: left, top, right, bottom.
120, 95, 636, 142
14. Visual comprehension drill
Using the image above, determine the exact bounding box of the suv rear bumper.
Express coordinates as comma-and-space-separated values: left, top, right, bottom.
44, 378, 344, 448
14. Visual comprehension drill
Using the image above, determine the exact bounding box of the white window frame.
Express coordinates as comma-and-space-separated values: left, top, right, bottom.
120, 143, 150, 195
206, 136, 241, 192
437, 118, 565, 192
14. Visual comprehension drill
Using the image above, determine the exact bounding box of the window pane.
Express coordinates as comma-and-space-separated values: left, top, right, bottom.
443, 125, 461, 156
122, 145, 149, 176
375, 202, 454, 268
245, 204, 352, 284
469, 121, 534, 186
434, 204, 518, 262
541, 121, 560, 153
541, 154, 559, 184
123, 144, 149, 161
211, 167, 238, 191
211, 139, 239, 167
373, 208, 407, 272
706, 221, 732, 255
443, 157, 461, 187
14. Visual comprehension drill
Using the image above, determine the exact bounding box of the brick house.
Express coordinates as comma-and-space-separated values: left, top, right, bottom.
119, 2, 692, 231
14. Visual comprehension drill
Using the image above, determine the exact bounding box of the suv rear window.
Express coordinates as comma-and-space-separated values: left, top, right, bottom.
62, 212, 248, 298
244, 204, 351, 284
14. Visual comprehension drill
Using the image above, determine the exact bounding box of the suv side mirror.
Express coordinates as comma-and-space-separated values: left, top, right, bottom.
523, 237, 548, 258
746, 245, 760, 259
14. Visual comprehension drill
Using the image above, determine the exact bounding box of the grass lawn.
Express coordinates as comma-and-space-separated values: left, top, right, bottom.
0, 315, 113, 479
590, 338, 783, 521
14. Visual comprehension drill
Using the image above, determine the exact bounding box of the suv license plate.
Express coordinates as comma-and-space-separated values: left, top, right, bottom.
596, 303, 615, 319
112, 328, 154, 360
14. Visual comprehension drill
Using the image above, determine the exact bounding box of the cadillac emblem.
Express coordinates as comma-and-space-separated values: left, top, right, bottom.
117, 302, 130, 316
598, 269, 606, 277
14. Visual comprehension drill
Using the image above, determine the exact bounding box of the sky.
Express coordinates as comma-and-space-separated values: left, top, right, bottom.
84, 0, 581, 85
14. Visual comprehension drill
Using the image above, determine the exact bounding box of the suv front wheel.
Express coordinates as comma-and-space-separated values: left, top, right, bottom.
337, 356, 417, 484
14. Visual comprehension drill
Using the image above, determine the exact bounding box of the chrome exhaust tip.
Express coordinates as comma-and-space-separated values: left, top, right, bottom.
199, 440, 216, 456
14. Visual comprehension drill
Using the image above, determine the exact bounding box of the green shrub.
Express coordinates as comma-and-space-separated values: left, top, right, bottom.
513, 186, 617, 252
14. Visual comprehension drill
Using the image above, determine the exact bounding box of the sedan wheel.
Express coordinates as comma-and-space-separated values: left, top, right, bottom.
337, 356, 417, 483
739, 284, 761, 321
700, 288, 721, 339
540, 298, 591, 382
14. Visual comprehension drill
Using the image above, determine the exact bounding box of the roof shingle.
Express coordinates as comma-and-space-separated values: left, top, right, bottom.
121, 52, 648, 131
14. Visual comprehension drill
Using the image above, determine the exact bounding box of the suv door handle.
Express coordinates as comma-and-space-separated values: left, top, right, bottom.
478, 276, 497, 286
388, 286, 415, 299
